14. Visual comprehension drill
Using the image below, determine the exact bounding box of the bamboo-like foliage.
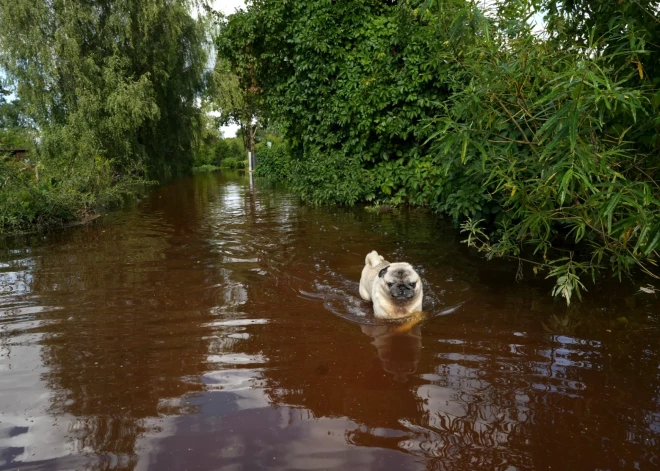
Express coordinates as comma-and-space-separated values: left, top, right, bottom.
430, 1, 660, 303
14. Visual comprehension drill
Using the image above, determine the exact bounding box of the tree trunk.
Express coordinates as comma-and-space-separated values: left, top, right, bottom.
246, 124, 255, 156
239, 124, 248, 151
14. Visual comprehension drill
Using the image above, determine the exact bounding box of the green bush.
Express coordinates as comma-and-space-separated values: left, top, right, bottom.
193, 142, 217, 168
255, 137, 374, 205
291, 149, 376, 206
440, 19, 659, 304
218, 0, 660, 303
194, 137, 246, 168
254, 141, 292, 182
1, 152, 144, 234
219, 157, 247, 170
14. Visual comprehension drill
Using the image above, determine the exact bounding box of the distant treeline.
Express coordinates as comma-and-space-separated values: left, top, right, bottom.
218, 0, 660, 302
194, 137, 246, 170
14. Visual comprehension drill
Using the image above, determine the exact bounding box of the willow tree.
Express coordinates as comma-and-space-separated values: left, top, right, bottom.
0, 0, 209, 177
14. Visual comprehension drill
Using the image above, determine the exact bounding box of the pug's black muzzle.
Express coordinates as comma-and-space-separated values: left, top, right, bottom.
390, 284, 414, 299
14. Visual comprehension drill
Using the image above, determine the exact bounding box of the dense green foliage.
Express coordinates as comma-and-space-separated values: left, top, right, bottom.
1, 145, 144, 233
254, 138, 291, 182
0, 90, 32, 149
219, 156, 247, 170
194, 134, 245, 168
214, 22, 264, 155
0, 154, 139, 233
0, 0, 209, 233
218, 0, 660, 302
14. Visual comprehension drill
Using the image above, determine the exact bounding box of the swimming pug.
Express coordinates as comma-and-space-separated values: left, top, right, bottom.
359, 251, 423, 319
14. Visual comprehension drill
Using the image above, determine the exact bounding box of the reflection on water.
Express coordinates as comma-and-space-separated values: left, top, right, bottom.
1, 171, 659, 470
361, 323, 422, 382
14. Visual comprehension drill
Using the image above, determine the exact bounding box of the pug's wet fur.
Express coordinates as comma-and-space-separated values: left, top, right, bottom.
359, 251, 423, 319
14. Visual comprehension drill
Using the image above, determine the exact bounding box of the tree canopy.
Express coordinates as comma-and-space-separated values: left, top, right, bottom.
0, 0, 209, 176
0, 0, 211, 233
214, 9, 266, 155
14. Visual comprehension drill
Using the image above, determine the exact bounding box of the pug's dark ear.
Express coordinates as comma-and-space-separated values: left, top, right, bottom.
378, 266, 390, 278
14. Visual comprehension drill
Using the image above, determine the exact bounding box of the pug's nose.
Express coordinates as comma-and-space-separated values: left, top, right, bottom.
394, 285, 413, 299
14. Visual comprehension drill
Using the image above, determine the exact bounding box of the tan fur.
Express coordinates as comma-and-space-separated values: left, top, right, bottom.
359, 251, 423, 319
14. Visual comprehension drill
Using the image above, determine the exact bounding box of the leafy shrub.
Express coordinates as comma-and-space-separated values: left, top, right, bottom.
195, 136, 245, 168
255, 139, 373, 205
1, 152, 144, 234
193, 143, 217, 168
290, 148, 376, 206
218, 0, 660, 303
427, 4, 660, 303
219, 157, 247, 170
254, 141, 292, 182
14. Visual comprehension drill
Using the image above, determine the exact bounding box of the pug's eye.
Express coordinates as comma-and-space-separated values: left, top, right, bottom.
410, 282, 417, 288
387, 282, 395, 288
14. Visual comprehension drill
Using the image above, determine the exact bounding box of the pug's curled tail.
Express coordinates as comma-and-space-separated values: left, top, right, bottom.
365, 250, 385, 267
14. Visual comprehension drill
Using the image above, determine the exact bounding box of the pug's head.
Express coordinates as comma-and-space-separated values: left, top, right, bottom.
377, 262, 422, 303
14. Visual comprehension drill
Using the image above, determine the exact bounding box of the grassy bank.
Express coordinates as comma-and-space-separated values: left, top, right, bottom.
0, 152, 146, 235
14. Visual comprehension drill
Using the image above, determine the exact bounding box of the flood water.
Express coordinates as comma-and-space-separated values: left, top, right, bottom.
1, 171, 659, 471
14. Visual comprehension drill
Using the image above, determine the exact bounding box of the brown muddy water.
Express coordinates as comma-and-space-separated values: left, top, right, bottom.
1, 171, 659, 471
